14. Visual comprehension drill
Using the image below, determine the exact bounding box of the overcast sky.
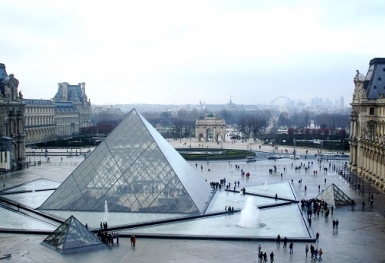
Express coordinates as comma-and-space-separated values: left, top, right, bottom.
1, 0, 384, 106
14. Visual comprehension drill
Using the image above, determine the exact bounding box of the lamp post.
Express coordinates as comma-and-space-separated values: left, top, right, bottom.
293, 138, 296, 157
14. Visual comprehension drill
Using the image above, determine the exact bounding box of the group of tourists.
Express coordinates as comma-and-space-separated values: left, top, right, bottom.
307, 245, 323, 261
100, 221, 108, 230
258, 244, 274, 262
97, 230, 119, 245
225, 205, 235, 214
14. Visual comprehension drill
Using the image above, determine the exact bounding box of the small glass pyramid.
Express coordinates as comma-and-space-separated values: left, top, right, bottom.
40, 109, 213, 214
41, 215, 105, 254
316, 183, 353, 207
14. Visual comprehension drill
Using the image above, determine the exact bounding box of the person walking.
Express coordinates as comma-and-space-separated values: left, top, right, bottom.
258, 244, 261, 254
314, 248, 318, 260
283, 237, 288, 248
362, 201, 365, 211
310, 245, 314, 259
305, 244, 309, 257
318, 248, 323, 261
289, 242, 293, 254
316, 232, 319, 242
277, 234, 281, 246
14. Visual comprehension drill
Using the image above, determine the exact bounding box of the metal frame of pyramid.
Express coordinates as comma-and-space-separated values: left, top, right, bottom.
41, 215, 105, 254
316, 183, 353, 207
40, 109, 213, 214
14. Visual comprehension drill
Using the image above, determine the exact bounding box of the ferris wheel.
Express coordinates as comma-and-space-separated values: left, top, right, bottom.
269, 96, 295, 130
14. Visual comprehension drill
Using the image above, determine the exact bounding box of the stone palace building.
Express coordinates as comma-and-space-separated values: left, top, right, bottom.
0, 63, 25, 171
0, 62, 92, 171
350, 58, 385, 190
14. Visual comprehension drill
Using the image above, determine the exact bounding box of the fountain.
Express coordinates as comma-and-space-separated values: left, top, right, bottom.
103, 200, 108, 220
237, 196, 261, 228
263, 182, 267, 190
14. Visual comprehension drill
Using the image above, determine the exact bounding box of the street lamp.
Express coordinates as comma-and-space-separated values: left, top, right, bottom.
293, 138, 296, 157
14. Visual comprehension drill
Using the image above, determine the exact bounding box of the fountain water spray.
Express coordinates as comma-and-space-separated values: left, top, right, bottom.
263, 182, 267, 190
238, 196, 260, 228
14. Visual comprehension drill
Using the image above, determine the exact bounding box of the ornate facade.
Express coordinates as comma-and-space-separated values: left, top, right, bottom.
195, 113, 226, 142
0, 63, 25, 170
24, 99, 56, 145
53, 82, 91, 138
350, 58, 385, 189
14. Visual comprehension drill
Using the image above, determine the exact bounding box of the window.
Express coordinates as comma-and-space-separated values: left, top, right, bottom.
370, 107, 375, 115
368, 125, 375, 140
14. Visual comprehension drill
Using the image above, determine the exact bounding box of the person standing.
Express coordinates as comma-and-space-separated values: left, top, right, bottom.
283, 237, 288, 248
132, 235, 136, 247
362, 201, 365, 211
258, 244, 261, 254
277, 234, 281, 246
310, 245, 314, 259
318, 248, 323, 261
316, 232, 319, 242
305, 244, 309, 257
270, 251, 274, 262
289, 242, 293, 254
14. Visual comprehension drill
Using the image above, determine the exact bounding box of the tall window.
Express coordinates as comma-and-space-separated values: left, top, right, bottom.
368, 124, 375, 140
370, 107, 375, 115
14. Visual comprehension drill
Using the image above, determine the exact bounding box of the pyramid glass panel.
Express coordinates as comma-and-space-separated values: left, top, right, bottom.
40, 109, 213, 214
41, 216, 105, 254
316, 183, 353, 207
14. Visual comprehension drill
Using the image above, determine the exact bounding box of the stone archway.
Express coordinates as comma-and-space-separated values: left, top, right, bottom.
195, 113, 226, 143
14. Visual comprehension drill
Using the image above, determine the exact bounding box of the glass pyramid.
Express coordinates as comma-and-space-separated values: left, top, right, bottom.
316, 183, 353, 207
40, 109, 213, 214
41, 215, 105, 254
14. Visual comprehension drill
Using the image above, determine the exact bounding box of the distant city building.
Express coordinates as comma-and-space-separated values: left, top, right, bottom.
350, 58, 385, 189
0, 63, 25, 171
53, 82, 91, 138
225, 98, 239, 111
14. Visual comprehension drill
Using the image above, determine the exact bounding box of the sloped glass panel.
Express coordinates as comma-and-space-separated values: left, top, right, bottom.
40, 109, 213, 214
42, 216, 105, 254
